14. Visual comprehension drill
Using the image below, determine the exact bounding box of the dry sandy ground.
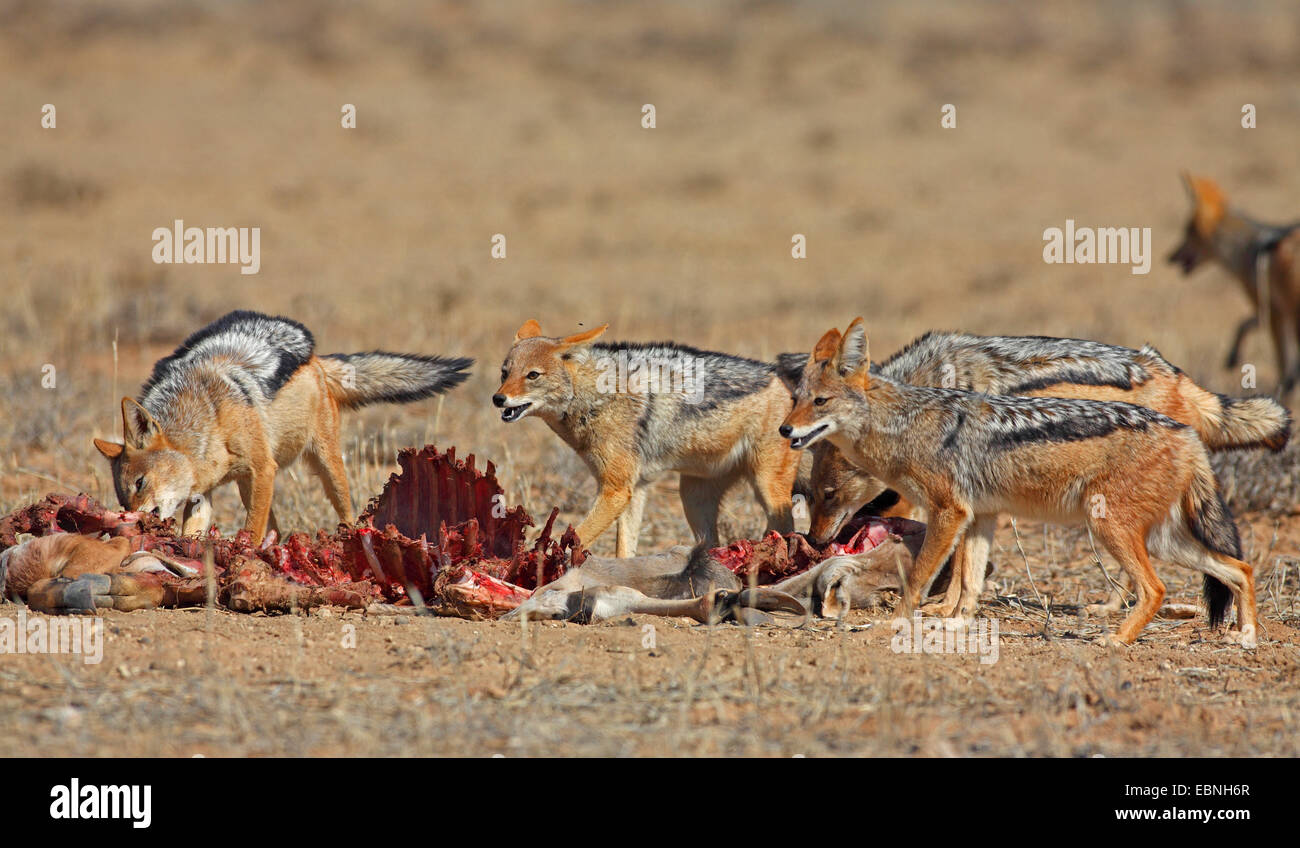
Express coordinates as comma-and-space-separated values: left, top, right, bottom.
2, 0, 1300, 756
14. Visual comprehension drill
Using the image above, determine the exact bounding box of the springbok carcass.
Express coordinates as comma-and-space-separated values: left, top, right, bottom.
506, 516, 931, 624
0, 494, 378, 615
503, 544, 807, 625
1, 449, 948, 623
1, 532, 202, 614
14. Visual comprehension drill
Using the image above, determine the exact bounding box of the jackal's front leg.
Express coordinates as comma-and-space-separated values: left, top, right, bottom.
574, 481, 634, 553
919, 535, 967, 619
180, 491, 213, 536
903, 504, 970, 614
242, 463, 278, 546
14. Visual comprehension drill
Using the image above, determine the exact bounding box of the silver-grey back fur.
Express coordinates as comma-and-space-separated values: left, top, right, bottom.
138, 310, 314, 429
875, 331, 1169, 394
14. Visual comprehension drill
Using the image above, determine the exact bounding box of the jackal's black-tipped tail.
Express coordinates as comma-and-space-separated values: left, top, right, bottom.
1192, 390, 1292, 452
321, 351, 472, 409
1203, 575, 1234, 629
773, 352, 809, 392
1183, 462, 1241, 628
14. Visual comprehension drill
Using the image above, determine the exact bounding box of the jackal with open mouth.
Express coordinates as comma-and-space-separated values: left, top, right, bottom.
495, 320, 799, 556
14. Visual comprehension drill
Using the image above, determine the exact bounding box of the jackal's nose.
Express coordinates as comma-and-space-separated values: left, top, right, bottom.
779, 424, 793, 438
492, 393, 507, 408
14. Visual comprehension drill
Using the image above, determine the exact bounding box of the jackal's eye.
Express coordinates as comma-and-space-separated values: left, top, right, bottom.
500, 369, 508, 382
822, 488, 836, 503
814, 396, 829, 406
134, 476, 146, 494
526, 371, 541, 380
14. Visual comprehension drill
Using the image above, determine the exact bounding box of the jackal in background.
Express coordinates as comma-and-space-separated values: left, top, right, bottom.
94, 310, 472, 544
1170, 172, 1300, 394
780, 318, 1259, 647
495, 320, 798, 556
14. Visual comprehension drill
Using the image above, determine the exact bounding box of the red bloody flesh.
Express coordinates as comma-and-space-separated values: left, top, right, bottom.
1, 447, 927, 617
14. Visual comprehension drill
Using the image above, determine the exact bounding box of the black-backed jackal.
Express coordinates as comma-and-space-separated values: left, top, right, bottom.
780, 318, 1259, 648
93, 310, 472, 544
494, 320, 799, 556
793, 331, 1290, 544
1169, 172, 1300, 394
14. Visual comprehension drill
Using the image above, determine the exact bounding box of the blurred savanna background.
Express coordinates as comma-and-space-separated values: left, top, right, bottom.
3, 1, 1300, 756
6, 0, 1300, 541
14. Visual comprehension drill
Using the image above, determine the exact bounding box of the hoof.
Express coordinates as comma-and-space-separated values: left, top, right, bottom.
61, 574, 113, 614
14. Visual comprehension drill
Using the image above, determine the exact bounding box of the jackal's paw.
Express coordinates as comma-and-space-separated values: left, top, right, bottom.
919, 601, 957, 618
1222, 627, 1258, 650
1095, 633, 1131, 649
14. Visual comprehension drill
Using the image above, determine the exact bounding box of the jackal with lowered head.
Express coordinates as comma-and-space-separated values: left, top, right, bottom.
787, 330, 1290, 546
780, 318, 1259, 648
94, 310, 472, 544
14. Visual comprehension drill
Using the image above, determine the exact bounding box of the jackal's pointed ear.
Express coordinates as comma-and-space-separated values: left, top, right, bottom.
93, 438, 124, 460
514, 319, 543, 343
560, 323, 608, 347
1180, 170, 1197, 203
121, 397, 161, 448
1184, 174, 1227, 237
837, 318, 870, 384
812, 328, 841, 363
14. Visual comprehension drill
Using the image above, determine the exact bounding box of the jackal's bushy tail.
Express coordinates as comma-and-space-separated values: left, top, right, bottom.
1188, 387, 1291, 452
321, 351, 472, 409
1182, 460, 1241, 628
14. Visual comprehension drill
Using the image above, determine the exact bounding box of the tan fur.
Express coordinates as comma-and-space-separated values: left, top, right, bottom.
810, 365, 1285, 543
496, 320, 799, 556
783, 318, 1258, 647
94, 358, 351, 545
1, 533, 200, 613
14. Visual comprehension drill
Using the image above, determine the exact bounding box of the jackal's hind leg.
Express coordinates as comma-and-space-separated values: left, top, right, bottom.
1223, 315, 1258, 370
304, 449, 353, 526
615, 484, 650, 558
1092, 523, 1163, 646
679, 472, 739, 549
1147, 523, 1257, 648
1084, 575, 1132, 617
1267, 305, 1296, 397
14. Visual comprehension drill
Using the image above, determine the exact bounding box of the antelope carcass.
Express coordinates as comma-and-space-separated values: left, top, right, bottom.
507, 516, 930, 624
